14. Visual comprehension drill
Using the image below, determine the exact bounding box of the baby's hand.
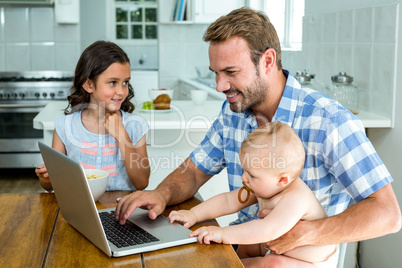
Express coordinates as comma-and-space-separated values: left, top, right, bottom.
168, 210, 197, 228
190, 226, 223, 244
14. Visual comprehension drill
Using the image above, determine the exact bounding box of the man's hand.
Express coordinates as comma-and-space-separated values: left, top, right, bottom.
169, 210, 197, 228
115, 190, 167, 224
264, 221, 311, 254
258, 208, 310, 254
190, 226, 224, 244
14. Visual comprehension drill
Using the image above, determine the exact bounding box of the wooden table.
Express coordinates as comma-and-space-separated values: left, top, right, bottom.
0, 192, 243, 268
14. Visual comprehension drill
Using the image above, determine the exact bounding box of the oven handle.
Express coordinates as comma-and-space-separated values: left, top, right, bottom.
0, 103, 46, 108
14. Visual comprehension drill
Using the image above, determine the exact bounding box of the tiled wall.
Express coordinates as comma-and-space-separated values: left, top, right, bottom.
0, 6, 81, 72
0, 5, 158, 73
286, 4, 398, 118
158, 24, 210, 89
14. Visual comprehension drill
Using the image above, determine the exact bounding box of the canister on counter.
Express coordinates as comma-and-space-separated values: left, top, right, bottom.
330, 72, 358, 114
294, 71, 326, 93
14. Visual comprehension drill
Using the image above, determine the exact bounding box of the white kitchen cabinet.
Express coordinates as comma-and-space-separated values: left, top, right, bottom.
159, 0, 246, 24
193, 0, 246, 23
130, 70, 159, 104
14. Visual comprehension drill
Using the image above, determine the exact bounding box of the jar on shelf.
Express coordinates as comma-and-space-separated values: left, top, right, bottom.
294, 71, 326, 93
330, 72, 358, 114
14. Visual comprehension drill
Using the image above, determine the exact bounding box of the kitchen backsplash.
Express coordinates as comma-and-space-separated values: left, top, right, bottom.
0, 7, 81, 72
285, 4, 398, 119
0, 6, 158, 73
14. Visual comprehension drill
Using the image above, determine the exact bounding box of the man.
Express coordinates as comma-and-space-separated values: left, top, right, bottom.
116, 7, 401, 266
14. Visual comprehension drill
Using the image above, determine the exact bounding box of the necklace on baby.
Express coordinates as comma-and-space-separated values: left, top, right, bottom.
238, 181, 254, 204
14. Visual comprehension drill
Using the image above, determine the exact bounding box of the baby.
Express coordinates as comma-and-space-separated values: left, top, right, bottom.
169, 122, 338, 267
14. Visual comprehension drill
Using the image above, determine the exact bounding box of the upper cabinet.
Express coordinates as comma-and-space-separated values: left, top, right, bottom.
193, 0, 245, 23
159, 0, 246, 24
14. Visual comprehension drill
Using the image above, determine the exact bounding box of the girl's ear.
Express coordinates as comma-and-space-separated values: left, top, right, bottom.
82, 79, 94, 93
277, 173, 290, 187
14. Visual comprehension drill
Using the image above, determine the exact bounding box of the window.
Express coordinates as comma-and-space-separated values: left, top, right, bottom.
113, 0, 158, 41
253, 0, 304, 50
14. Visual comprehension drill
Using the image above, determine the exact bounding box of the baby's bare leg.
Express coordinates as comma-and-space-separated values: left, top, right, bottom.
241, 253, 316, 268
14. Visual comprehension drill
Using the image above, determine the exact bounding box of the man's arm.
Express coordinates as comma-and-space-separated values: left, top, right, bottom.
158, 157, 213, 206
264, 184, 401, 254
115, 157, 212, 224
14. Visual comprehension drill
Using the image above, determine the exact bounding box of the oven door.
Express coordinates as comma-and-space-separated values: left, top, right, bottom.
0, 103, 45, 168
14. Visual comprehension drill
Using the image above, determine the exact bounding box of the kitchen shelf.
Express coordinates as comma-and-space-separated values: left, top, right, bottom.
352, 110, 392, 128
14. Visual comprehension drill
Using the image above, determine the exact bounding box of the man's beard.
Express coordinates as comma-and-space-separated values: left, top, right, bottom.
229, 76, 267, 113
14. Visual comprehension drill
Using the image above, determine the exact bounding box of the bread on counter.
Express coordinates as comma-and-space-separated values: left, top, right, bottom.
153, 94, 171, 110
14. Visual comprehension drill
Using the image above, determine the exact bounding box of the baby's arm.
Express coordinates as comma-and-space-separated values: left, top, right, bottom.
169, 188, 257, 228
105, 113, 150, 190
194, 189, 309, 245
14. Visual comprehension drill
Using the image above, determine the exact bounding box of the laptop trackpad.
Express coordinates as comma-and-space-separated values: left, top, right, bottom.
128, 209, 192, 235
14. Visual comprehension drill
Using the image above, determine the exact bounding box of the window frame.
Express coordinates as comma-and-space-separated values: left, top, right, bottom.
255, 0, 304, 51
106, 0, 158, 46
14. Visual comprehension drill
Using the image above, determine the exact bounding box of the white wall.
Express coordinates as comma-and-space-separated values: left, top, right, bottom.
305, 1, 402, 267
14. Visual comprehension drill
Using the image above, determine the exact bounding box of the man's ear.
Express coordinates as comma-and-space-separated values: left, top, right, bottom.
82, 79, 94, 93
277, 173, 290, 187
261, 48, 276, 74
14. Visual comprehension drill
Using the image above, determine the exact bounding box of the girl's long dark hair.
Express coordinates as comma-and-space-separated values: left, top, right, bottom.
65, 40, 135, 114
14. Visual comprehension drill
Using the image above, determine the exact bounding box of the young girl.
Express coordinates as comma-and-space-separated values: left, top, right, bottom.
36, 41, 150, 192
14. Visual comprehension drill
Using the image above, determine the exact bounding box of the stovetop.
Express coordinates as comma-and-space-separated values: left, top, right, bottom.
0, 71, 74, 82
0, 71, 73, 101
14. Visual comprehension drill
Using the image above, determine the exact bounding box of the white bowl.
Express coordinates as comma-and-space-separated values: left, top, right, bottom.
85, 169, 109, 201
148, 88, 174, 101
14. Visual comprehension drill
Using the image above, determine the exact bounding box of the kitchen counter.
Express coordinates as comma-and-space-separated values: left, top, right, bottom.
33, 100, 223, 131
179, 77, 392, 128
34, 98, 392, 131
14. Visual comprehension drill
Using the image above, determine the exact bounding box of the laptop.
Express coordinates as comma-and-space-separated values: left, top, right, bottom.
38, 142, 197, 257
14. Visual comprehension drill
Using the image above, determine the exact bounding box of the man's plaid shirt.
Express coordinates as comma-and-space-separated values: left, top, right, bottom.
190, 70, 392, 224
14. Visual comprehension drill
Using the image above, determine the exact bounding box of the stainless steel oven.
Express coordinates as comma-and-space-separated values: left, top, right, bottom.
0, 71, 72, 168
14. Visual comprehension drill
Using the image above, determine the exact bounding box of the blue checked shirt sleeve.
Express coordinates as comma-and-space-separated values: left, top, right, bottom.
190, 111, 227, 176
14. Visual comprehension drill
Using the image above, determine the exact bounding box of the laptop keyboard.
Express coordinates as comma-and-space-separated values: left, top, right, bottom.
99, 211, 160, 248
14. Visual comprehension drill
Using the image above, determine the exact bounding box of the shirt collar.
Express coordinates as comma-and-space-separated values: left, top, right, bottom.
271, 70, 301, 127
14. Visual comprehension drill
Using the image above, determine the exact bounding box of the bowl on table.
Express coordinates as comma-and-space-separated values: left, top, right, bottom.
85, 169, 109, 201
